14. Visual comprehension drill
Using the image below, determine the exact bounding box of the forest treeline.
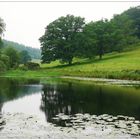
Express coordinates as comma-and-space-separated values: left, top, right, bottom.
40, 6, 140, 65
0, 39, 41, 71
3, 40, 41, 59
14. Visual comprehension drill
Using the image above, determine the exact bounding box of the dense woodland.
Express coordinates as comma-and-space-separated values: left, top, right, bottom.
40, 6, 140, 65
0, 6, 140, 72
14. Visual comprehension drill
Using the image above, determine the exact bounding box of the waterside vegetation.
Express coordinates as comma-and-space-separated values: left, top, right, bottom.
1, 45, 140, 80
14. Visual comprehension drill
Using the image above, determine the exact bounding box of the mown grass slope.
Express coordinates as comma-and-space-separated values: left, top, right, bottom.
1, 46, 140, 80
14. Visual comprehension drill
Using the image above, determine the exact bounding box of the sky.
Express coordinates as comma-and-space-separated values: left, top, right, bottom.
0, 1, 140, 49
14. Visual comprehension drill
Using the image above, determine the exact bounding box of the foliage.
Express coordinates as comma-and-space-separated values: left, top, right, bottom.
81, 15, 138, 59
18, 65, 28, 71
123, 6, 140, 38
83, 19, 114, 59
110, 14, 138, 52
19, 50, 31, 64
24, 62, 40, 70
40, 14, 85, 65
74, 28, 97, 59
4, 47, 20, 68
0, 53, 10, 69
0, 60, 6, 72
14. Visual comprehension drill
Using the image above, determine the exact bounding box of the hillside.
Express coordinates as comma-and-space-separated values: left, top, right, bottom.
40, 46, 140, 80
3, 40, 41, 59
3, 45, 140, 80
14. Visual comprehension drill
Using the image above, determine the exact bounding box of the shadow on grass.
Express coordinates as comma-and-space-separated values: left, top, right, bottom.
42, 54, 123, 70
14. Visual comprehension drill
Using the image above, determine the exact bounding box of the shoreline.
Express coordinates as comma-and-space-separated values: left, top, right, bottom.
0, 75, 140, 85
60, 76, 140, 85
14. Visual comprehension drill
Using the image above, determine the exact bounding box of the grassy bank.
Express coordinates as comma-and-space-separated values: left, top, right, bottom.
1, 47, 140, 80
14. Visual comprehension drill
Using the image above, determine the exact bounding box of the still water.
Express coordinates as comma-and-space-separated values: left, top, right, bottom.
0, 77, 140, 123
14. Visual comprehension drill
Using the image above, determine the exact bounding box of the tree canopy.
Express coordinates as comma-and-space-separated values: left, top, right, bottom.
123, 6, 140, 38
40, 14, 85, 65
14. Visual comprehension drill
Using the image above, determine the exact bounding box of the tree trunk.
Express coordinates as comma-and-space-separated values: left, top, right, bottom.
68, 57, 73, 65
99, 53, 102, 59
99, 44, 103, 60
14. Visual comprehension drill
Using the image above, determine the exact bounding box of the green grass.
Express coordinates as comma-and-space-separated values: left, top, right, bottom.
1, 46, 140, 80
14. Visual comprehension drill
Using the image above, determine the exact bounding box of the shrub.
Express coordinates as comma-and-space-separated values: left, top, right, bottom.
24, 62, 40, 70
18, 65, 28, 71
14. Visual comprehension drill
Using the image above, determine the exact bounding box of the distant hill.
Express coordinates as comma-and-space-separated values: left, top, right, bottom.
3, 40, 41, 59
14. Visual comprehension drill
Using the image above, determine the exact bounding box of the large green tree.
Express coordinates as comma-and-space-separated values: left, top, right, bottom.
40, 15, 85, 65
83, 19, 114, 59
74, 25, 97, 59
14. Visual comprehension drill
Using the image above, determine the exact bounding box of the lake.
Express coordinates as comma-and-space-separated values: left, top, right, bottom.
0, 77, 140, 125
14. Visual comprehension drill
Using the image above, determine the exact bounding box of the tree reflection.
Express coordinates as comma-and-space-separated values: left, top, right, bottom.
40, 82, 140, 122
0, 77, 41, 112
40, 84, 72, 122
40, 82, 106, 122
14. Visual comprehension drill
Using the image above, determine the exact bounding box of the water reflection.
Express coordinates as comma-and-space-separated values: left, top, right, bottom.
0, 78, 40, 102
40, 82, 140, 122
0, 78, 41, 114
0, 78, 140, 123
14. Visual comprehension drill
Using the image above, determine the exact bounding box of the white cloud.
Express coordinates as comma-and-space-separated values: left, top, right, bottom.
0, 2, 139, 48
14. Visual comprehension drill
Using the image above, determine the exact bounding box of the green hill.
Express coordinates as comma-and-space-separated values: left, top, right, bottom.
40, 46, 140, 80
3, 40, 41, 59
3, 44, 140, 80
